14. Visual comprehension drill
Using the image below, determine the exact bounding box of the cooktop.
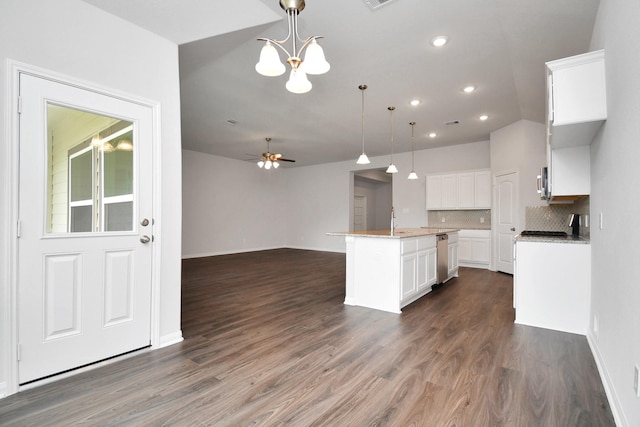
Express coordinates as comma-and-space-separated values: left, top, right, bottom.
520, 230, 568, 237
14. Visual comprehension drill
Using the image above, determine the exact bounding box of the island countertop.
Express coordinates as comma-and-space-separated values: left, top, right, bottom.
327, 227, 459, 239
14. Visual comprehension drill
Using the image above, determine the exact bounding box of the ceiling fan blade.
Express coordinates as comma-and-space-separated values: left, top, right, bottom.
279, 158, 296, 162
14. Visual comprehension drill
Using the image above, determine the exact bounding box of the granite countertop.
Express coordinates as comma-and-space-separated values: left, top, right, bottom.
515, 234, 590, 244
327, 228, 460, 239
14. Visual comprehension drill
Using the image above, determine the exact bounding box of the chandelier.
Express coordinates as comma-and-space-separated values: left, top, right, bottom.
255, 0, 330, 94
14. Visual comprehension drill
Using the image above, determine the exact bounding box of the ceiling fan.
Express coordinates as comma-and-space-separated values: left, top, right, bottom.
257, 137, 295, 169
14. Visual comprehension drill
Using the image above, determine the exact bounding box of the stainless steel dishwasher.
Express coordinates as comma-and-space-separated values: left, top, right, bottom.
436, 233, 448, 283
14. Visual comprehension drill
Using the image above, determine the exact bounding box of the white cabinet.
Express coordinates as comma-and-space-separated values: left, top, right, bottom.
549, 145, 590, 198
457, 173, 475, 208
514, 240, 590, 335
426, 170, 491, 210
458, 229, 491, 269
400, 236, 438, 307
547, 50, 606, 148
447, 232, 459, 280
474, 170, 492, 208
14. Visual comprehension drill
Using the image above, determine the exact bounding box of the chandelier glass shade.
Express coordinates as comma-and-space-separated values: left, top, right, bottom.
255, 0, 330, 94
408, 121, 418, 180
386, 106, 398, 174
356, 84, 371, 165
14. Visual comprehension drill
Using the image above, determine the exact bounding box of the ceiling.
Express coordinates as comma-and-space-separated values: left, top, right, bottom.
84, 0, 600, 167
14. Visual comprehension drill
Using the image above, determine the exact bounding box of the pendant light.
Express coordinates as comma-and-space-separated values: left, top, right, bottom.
408, 122, 418, 180
356, 84, 371, 164
386, 106, 398, 174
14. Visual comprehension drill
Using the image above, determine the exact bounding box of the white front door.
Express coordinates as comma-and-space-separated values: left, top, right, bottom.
495, 172, 518, 274
18, 74, 154, 384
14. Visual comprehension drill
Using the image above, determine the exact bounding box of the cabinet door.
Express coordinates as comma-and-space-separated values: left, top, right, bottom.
426, 247, 437, 285
401, 254, 417, 300
550, 145, 590, 196
426, 175, 442, 210
550, 53, 606, 126
441, 175, 457, 209
471, 239, 491, 263
458, 238, 472, 263
457, 173, 475, 208
416, 251, 428, 291
448, 243, 459, 278
474, 171, 491, 208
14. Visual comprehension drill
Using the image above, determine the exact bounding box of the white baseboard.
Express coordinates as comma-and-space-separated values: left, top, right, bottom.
158, 331, 183, 348
587, 332, 627, 427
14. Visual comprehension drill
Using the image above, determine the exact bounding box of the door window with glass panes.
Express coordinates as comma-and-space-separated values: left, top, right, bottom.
47, 104, 135, 234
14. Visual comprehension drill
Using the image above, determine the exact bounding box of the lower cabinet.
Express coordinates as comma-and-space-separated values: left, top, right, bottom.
400, 237, 438, 306
447, 232, 459, 280
458, 229, 491, 269
514, 240, 590, 334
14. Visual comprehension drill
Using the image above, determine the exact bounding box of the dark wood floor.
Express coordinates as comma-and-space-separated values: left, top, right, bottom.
0, 248, 614, 426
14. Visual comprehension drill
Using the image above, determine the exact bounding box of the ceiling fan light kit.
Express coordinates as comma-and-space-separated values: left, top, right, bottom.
255, 0, 330, 94
257, 137, 295, 169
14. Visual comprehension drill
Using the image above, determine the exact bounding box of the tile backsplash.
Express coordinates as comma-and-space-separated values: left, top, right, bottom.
525, 197, 590, 237
427, 210, 491, 229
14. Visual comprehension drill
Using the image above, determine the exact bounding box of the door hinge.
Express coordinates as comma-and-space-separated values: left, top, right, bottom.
16, 220, 21, 238
17, 344, 21, 361
17, 96, 22, 114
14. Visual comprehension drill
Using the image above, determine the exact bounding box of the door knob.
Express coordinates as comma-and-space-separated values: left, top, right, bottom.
511, 227, 516, 231
140, 235, 151, 244
140, 218, 150, 226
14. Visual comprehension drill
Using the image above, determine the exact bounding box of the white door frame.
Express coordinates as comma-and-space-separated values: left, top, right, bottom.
2, 60, 163, 396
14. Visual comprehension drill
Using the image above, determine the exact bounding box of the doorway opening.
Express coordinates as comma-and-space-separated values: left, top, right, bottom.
351, 168, 392, 231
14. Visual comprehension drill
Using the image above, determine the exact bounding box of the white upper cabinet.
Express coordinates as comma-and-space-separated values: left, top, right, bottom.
426, 169, 491, 210
550, 145, 590, 197
546, 50, 606, 148
474, 170, 492, 208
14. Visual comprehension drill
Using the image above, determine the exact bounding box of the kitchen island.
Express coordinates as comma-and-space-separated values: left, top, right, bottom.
328, 228, 459, 313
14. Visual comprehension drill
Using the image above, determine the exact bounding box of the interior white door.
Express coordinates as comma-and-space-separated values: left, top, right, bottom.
18, 73, 154, 384
495, 172, 518, 274
353, 195, 367, 231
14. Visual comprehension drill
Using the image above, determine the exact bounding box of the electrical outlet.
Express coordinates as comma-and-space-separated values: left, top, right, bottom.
584, 214, 589, 228
441, 217, 445, 223
480, 217, 485, 224
593, 313, 599, 338
635, 365, 639, 397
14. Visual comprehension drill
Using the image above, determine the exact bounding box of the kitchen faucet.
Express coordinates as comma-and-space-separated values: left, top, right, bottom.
391, 206, 396, 236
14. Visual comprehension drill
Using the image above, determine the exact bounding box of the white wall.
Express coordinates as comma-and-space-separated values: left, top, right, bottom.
182, 150, 286, 257
181, 140, 491, 255
0, 0, 183, 396
490, 120, 547, 231
588, 0, 640, 425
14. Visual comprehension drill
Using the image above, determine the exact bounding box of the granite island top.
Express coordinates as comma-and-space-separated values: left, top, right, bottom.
327, 227, 459, 239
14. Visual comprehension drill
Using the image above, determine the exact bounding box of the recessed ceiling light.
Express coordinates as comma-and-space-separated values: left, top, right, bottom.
429, 132, 437, 138
410, 99, 421, 106
479, 114, 489, 121
463, 85, 476, 93
431, 36, 448, 47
